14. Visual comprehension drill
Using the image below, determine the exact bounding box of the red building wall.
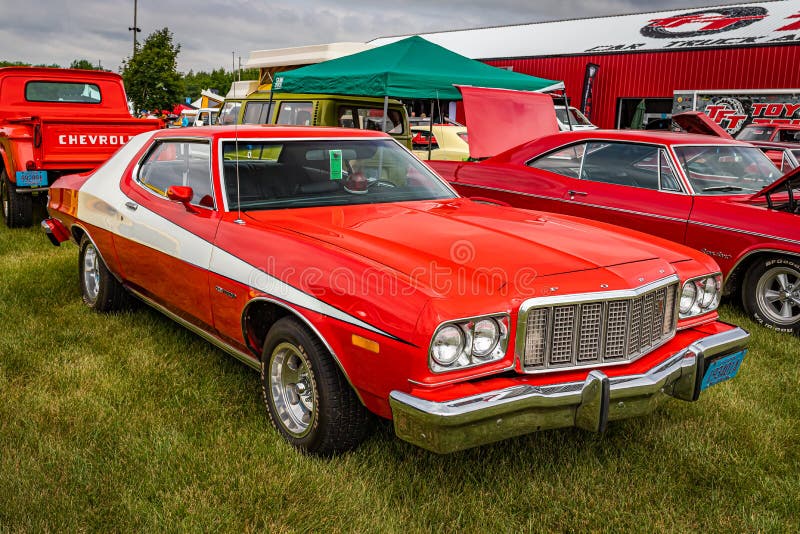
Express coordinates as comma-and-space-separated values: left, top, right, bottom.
485, 45, 800, 129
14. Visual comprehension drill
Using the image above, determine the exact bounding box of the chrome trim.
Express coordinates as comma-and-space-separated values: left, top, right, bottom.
457, 182, 689, 223
129, 287, 260, 371
240, 296, 365, 404
688, 220, 800, 247
390, 326, 749, 453
515, 275, 680, 374
727, 249, 800, 287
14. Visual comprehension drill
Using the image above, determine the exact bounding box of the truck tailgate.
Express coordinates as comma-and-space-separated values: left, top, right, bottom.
39, 117, 161, 168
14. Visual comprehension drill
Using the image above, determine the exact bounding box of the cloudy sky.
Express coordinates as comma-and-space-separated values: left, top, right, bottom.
1, 0, 752, 73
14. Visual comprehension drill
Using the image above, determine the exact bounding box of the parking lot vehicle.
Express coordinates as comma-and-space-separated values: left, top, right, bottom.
736, 124, 800, 144
43, 126, 748, 454
0, 67, 162, 227
431, 116, 800, 334
411, 125, 469, 161
218, 90, 411, 147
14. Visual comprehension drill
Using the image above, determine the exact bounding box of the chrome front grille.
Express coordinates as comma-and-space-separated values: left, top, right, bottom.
519, 277, 679, 372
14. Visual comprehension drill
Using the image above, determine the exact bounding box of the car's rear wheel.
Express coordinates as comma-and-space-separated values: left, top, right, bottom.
79, 236, 129, 312
1, 170, 33, 228
261, 317, 370, 455
743, 256, 800, 334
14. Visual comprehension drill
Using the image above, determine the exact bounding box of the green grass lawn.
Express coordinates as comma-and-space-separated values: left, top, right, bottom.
1, 224, 798, 532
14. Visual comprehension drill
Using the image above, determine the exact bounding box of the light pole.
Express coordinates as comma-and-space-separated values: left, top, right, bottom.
128, 0, 141, 56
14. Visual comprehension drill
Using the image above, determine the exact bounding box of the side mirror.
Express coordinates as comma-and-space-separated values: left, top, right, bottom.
166, 185, 197, 212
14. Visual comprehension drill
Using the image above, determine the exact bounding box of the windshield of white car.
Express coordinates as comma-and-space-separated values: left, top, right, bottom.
674, 145, 782, 194
221, 138, 456, 210
555, 107, 594, 126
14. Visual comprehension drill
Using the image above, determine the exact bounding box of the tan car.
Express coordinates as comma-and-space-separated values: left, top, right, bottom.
412, 125, 469, 161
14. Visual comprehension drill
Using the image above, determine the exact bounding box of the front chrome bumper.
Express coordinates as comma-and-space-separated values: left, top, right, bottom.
390, 326, 749, 454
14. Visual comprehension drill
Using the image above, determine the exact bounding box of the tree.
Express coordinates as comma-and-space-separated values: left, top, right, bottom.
122, 28, 183, 112
181, 67, 259, 102
70, 59, 103, 71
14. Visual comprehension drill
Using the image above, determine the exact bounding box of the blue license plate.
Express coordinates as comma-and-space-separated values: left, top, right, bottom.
701, 350, 746, 391
16, 170, 48, 187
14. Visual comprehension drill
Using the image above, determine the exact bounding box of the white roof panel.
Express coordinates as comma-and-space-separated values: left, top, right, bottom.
370, 2, 800, 59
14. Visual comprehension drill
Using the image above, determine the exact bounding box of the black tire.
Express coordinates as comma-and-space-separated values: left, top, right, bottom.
261, 317, 370, 455
78, 236, 129, 312
742, 256, 800, 335
1, 170, 33, 228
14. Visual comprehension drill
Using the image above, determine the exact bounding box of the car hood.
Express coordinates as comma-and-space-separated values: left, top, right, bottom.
672, 111, 734, 139
751, 164, 800, 199
244, 199, 673, 293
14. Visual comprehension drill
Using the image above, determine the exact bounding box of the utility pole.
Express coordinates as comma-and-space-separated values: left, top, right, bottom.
128, 0, 141, 56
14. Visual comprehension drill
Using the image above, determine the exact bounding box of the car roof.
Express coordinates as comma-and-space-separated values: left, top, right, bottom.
152, 125, 392, 140
489, 128, 750, 163
742, 124, 800, 131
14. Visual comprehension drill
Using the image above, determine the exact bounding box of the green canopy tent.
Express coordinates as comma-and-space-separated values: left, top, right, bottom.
273, 36, 562, 100
271, 36, 563, 158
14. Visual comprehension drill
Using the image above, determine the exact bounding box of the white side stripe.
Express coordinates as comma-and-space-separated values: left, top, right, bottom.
76, 132, 398, 340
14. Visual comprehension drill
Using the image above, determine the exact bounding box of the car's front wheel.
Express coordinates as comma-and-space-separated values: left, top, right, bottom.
743, 256, 800, 334
79, 236, 129, 312
1, 170, 33, 228
261, 317, 370, 455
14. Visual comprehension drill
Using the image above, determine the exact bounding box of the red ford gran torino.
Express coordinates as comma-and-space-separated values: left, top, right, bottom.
432, 127, 800, 335
43, 126, 748, 454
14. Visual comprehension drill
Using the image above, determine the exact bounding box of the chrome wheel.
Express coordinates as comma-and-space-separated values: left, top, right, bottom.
82, 244, 101, 303
1, 178, 8, 220
269, 342, 316, 438
756, 265, 800, 326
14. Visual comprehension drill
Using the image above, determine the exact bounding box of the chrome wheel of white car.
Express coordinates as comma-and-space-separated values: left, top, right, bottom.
83, 244, 101, 302
78, 235, 129, 312
260, 317, 371, 455
269, 341, 316, 438
744, 256, 800, 334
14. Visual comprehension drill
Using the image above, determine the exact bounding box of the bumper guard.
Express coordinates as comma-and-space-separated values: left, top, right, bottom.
390, 326, 749, 453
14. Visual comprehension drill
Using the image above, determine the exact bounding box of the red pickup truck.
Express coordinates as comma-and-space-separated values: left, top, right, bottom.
0, 67, 162, 227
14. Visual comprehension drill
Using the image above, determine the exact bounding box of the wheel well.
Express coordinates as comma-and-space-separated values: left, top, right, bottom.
726, 250, 800, 295
71, 225, 86, 245
241, 300, 292, 358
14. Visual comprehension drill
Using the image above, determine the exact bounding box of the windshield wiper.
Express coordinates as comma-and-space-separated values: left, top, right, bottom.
702, 185, 744, 192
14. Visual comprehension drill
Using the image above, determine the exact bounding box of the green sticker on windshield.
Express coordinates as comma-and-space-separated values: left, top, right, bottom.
329, 150, 343, 180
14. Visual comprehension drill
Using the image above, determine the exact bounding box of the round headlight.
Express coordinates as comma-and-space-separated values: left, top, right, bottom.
431, 325, 464, 366
680, 282, 697, 315
699, 277, 718, 308
472, 318, 499, 357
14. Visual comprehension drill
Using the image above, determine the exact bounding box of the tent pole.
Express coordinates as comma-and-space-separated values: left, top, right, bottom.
266, 85, 275, 124
382, 96, 389, 132
427, 100, 435, 160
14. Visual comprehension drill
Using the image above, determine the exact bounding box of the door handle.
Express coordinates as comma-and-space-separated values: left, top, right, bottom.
124, 201, 138, 211
568, 190, 588, 198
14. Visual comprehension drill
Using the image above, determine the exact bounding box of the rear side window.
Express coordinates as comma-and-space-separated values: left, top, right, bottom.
26, 81, 101, 103
528, 144, 586, 178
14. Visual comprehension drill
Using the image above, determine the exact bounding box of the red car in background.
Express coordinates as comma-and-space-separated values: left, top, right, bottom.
431, 127, 800, 334
42, 126, 748, 454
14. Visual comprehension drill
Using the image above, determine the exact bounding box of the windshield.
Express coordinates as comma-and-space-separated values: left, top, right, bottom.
555, 107, 593, 126
218, 101, 241, 125
735, 126, 775, 141
674, 145, 782, 194
221, 138, 456, 210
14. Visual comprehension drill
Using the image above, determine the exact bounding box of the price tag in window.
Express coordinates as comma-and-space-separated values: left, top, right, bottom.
329, 150, 342, 180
